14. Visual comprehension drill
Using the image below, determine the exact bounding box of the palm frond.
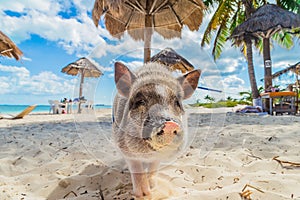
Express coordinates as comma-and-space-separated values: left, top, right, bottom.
242, 41, 247, 58
277, 0, 300, 14
203, 0, 217, 8
254, 38, 263, 54
201, 0, 234, 47
212, 22, 230, 60
272, 31, 294, 49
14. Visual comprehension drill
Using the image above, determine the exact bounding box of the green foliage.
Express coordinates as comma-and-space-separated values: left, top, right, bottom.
273, 31, 294, 49
189, 99, 250, 108
201, 0, 239, 60
226, 96, 234, 101
239, 86, 264, 103
206, 100, 238, 108
204, 95, 215, 103
202, 0, 300, 59
276, 0, 300, 13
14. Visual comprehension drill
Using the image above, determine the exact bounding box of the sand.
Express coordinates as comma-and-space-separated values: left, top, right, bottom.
0, 107, 300, 200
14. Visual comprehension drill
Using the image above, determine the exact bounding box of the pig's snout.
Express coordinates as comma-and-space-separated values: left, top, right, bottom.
143, 119, 183, 151
159, 121, 180, 136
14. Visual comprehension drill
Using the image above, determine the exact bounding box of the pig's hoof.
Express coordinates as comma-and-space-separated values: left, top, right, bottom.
133, 192, 151, 199
149, 178, 156, 189
133, 187, 151, 199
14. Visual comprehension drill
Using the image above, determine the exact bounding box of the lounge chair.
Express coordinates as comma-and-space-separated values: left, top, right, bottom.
0, 105, 37, 119
49, 100, 66, 114
85, 100, 94, 109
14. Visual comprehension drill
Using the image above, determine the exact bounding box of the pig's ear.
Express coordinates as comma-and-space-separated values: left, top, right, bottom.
177, 69, 201, 99
115, 62, 136, 97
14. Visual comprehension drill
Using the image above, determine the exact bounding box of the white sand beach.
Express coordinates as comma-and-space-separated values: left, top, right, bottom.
0, 107, 300, 200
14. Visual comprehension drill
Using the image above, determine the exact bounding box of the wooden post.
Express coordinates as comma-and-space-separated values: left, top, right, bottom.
263, 37, 272, 113
144, 1, 152, 63
263, 38, 272, 91
78, 69, 84, 113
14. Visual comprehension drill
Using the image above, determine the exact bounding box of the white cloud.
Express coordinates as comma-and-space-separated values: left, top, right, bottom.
0, 64, 30, 75
221, 75, 245, 89
21, 56, 32, 61
0, 0, 110, 56
88, 57, 113, 72
0, 0, 61, 14
108, 73, 114, 78
0, 64, 76, 95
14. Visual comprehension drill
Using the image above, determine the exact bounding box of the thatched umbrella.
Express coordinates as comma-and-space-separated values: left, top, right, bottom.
231, 4, 300, 91
150, 47, 194, 73
92, 0, 205, 63
150, 47, 220, 92
0, 31, 23, 60
61, 57, 103, 113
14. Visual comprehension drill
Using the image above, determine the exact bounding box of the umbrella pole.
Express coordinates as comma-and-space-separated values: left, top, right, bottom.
263, 37, 272, 90
263, 37, 272, 114
144, 27, 152, 63
144, 2, 152, 63
78, 71, 84, 113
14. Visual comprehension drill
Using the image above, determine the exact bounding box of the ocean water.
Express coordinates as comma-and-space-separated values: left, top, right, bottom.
0, 104, 112, 114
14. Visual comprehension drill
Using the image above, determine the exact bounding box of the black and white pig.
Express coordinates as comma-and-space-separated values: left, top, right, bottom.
113, 62, 201, 198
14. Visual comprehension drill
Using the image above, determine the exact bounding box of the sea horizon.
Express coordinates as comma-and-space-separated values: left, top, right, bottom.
0, 104, 112, 114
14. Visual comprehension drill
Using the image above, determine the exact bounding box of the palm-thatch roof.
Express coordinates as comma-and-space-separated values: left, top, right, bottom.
92, 0, 206, 40
61, 57, 103, 77
0, 31, 23, 60
150, 47, 194, 73
61, 57, 103, 112
230, 4, 300, 41
272, 62, 300, 79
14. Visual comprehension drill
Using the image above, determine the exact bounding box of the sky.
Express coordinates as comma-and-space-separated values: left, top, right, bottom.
1, 0, 300, 105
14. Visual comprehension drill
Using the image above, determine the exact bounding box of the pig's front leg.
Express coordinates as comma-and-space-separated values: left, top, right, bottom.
148, 160, 160, 188
127, 159, 151, 197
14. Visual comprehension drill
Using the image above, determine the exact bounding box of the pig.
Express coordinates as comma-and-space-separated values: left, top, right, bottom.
113, 61, 201, 198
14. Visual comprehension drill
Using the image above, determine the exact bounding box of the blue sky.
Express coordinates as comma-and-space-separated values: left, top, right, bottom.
1, 0, 300, 105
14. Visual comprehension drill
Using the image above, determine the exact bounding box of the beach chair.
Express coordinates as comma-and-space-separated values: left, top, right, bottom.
49, 100, 65, 114
48, 100, 56, 114
86, 100, 94, 109
0, 105, 37, 120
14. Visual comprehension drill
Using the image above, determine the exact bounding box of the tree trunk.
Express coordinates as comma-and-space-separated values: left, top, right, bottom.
263, 37, 272, 90
242, 0, 259, 101
245, 38, 259, 99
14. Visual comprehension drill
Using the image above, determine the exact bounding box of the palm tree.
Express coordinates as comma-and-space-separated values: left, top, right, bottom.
202, 0, 261, 101
239, 86, 264, 103
232, 4, 300, 94
202, 0, 300, 101
204, 95, 215, 103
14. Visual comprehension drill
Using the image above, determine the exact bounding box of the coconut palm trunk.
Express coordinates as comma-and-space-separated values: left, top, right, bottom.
243, 0, 259, 100
245, 38, 259, 99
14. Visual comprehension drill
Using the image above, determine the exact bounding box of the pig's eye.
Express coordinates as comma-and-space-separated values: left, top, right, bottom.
134, 99, 147, 108
175, 99, 182, 109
